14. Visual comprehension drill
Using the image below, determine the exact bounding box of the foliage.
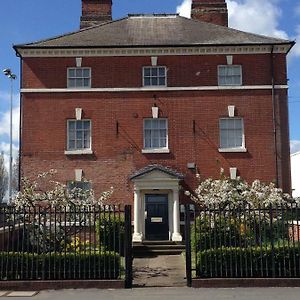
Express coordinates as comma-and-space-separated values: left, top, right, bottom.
10, 170, 114, 253
0, 251, 120, 280
13, 170, 113, 209
196, 245, 300, 278
96, 213, 125, 255
0, 152, 8, 203
185, 171, 293, 209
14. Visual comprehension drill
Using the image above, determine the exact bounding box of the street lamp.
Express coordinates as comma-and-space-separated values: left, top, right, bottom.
3, 68, 17, 203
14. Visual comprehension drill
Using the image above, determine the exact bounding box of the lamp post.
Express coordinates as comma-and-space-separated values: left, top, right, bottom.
3, 68, 17, 203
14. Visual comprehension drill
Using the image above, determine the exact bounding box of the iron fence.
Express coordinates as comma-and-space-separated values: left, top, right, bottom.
0, 204, 132, 284
185, 203, 300, 280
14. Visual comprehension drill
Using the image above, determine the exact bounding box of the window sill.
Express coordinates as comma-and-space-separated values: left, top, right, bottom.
64, 150, 93, 155
142, 149, 170, 154
218, 148, 247, 153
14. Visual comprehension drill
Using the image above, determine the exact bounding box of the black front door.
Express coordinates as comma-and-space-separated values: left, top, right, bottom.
145, 194, 169, 241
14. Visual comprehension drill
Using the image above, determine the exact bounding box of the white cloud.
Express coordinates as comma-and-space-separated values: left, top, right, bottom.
176, 0, 299, 57
0, 106, 20, 143
291, 140, 300, 154
227, 0, 288, 39
176, 0, 192, 18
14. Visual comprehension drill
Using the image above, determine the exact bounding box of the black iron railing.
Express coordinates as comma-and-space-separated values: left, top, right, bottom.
185, 203, 300, 279
0, 205, 132, 283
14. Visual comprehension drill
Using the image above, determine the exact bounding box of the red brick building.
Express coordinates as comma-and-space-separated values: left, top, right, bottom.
14, 0, 294, 242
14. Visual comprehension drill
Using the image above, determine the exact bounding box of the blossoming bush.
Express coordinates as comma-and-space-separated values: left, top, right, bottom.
10, 170, 114, 253
186, 172, 296, 252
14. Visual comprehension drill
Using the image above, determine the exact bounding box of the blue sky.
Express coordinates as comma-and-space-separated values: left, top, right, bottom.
0, 0, 299, 169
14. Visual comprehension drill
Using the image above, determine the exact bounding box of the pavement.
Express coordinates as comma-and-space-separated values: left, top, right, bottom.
1, 288, 300, 300
133, 254, 186, 287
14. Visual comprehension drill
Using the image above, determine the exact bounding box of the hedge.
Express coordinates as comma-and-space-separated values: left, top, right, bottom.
197, 245, 300, 278
0, 251, 121, 280
96, 214, 125, 255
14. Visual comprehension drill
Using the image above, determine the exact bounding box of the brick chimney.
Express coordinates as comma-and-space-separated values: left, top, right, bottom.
80, 0, 112, 29
191, 0, 228, 27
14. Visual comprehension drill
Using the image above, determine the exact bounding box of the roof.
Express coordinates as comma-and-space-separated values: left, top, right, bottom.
14, 14, 293, 49
130, 164, 184, 180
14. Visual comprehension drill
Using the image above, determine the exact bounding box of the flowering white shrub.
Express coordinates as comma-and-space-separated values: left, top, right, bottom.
10, 170, 114, 253
186, 170, 292, 209
13, 169, 113, 209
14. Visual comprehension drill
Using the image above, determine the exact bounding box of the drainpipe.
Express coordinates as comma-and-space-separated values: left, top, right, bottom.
271, 45, 279, 187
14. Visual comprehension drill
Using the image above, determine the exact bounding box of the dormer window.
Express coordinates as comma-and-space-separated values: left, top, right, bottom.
68, 68, 91, 88
143, 67, 167, 87
218, 65, 242, 86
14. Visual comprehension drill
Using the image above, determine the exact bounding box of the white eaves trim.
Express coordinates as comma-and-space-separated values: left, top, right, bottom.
21, 85, 288, 93
64, 149, 93, 155
17, 45, 291, 58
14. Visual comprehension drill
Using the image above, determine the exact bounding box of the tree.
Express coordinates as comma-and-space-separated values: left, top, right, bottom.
0, 152, 8, 203
12, 154, 19, 193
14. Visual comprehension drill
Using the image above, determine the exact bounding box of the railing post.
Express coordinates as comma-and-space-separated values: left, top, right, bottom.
269, 204, 275, 278
185, 204, 192, 287
124, 205, 132, 289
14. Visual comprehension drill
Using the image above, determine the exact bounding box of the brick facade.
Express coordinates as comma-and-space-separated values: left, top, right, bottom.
20, 52, 291, 202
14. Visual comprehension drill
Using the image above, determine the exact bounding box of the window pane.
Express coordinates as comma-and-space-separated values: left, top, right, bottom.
76, 78, 84, 87
151, 68, 158, 76
144, 68, 151, 76
159, 67, 165, 76
68, 79, 76, 88
69, 121, 76, 130
152, 138, 159, 148
219, 67, 226, 76
218, 66, 242, 86
151, 77, 158, 86
144, 77, 151, 86
159, 77, 166, 86
83, 69, 90, 77
76, 121, 83, 130
160, 139, 167, 148
76, 69, 83, 77
152, 120, 159, 129
68, 69, 75, 77
144, 120, 151, 129
68, 140, 75, 150
84, 121, 90, 130
159, 119, 166, 129
84, 78, 90, 87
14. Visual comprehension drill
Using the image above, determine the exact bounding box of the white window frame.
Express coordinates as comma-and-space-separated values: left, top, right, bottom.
67, 67, 91, 89
218, 65, 242, 86
142, 118, 169, 154
65, 119, 92, 155
142, 66, 167, 87
218, 117, 247, 153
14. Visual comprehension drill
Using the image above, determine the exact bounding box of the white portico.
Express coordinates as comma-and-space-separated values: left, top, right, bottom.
130, 165, 184, 242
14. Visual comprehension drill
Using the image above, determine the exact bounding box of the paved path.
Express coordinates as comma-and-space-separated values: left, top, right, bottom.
133, 255, 186, 287
3, 288, 300, 300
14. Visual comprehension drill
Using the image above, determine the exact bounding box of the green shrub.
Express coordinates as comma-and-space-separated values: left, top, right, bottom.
196, 245, 300, 278
96, 213, 125, 255
0, 251, 121, 280
191, 214, 290, 252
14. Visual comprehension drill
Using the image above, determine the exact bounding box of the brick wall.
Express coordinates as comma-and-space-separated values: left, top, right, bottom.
21, 54, 287, 89
20, 85, 291, 204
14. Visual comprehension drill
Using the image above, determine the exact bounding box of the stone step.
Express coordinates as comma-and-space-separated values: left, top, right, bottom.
132, 241, 186, 257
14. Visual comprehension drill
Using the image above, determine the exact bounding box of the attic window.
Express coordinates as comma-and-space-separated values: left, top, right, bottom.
68, 68, 91, 88
143, 67, 167, 87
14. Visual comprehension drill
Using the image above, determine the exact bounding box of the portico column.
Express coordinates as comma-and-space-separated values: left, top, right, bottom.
133, 188, 143, 242
172, 187, 183, 242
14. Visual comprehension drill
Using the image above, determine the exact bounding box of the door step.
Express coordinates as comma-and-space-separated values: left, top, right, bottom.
133, 241, 185, 257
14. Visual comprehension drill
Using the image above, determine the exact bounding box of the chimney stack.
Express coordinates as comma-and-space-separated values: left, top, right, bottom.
191, 0, 228, 27
80, 0, 112, 29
